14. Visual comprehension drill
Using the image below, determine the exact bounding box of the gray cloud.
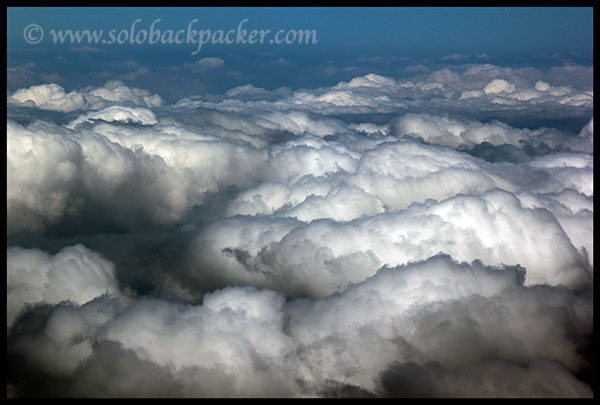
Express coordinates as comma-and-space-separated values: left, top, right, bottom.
379, 359, 592, 398
6, 254, 593, 397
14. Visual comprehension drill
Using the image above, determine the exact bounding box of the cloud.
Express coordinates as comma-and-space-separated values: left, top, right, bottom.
193, 188, 591, 299
379, 359, 592, 398
84, 80, 163, 110
69, 46, 107, 54
392, 113, 593, 154
483, 79, 516, 94
6, 253, 593, 397
7, 244, 121, 327
439, 53, 469, 62
404, 64, 430, 73
224, 84, 293, 102
66, 106, 158, 129
8, 83, 87, 112
7, 80, 163, 112
7, 119, 202, 233
7, 103, 593, 292
7, 62, 65, 91
6, 62, 594, 397
184, 57, 225, 73
173, 63, 592, 116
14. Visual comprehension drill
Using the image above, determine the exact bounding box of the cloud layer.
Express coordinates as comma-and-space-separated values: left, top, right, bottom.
6, 62, 594, 397
174, 64, 593, 116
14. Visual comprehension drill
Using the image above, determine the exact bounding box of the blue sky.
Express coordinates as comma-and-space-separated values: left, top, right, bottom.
8, 7, 593, 55
7, 7, 594, 98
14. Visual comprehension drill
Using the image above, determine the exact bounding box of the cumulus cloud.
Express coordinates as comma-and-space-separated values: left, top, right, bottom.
6, 117, 266, 234
184, 57, 225, 72
193, 188, 592, 299
6, 62, 594, 397
6, 253, 593, 397
66, 106, 158, 129
439, 53, 469, 62
8, 83, 87, 112
483, 78, 516, 94
392, 113, 593, 154
84, 80, 163, 110
7, 80, 163, 112
7, 244, 121, 327
174, 63, 592, 116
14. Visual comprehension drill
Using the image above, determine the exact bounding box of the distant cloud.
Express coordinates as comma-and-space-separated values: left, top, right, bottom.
321, 65, 339, 76
7, 62, 65, 91
439, 53, 469, 61
9, 83, 86, 112
7, 80, 163, 112
69, 45, 107, 54
405, 64, 430, 73
66, 105, 158, 129
184, 57, 225, 72
118, 66, 152, 82
174, 63, 593, 114
483, 78, 516, 94
275, 57, 293, 66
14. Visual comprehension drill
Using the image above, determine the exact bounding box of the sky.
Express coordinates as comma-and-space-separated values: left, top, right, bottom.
6, 7, 594, 96
5, 6, 595, 399
7, 7, 594, 56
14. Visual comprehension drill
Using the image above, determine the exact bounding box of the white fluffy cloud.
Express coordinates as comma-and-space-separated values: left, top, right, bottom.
7, 244, 121, 326
392, 113, 593, 153
84, 80, 163, 110
9, 83, 87, 112
483, 78, 516, 94
174, 63, 593, 115
67, 106, 158, 129
6, 117, 267, 233
7, 100, 593, 292
184, 57, 225, 72
193, 188, 591, 299
8, 80, 163, 112
6, 252, 593, 397
6, 63, 594, 397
